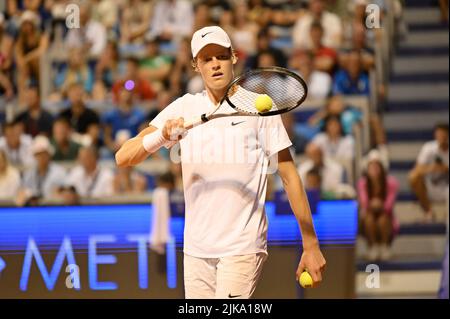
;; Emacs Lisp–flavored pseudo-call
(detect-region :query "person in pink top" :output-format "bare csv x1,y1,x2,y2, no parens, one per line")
358,150,399,261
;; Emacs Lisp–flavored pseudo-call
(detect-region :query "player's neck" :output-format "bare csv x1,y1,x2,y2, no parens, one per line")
205,87,226,106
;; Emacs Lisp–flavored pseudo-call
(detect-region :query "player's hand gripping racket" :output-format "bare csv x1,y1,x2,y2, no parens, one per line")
183,66,308,130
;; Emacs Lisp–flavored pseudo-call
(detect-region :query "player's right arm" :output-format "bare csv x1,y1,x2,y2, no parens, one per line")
115,118,185,167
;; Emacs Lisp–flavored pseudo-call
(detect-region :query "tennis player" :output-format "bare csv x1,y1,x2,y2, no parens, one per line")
116,26,326,299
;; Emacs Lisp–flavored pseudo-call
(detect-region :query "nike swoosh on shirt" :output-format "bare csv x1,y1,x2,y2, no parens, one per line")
228,293,242,298
231,121,245,126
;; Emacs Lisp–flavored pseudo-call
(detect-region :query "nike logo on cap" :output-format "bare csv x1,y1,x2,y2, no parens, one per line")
201,31,213,38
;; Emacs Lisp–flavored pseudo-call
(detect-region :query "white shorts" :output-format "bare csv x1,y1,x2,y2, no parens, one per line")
183,253,267,299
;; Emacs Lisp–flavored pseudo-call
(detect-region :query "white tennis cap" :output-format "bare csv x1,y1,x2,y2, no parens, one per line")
191,26,232,58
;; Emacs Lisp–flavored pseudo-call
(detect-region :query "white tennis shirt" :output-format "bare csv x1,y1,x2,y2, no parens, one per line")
150,89,292,258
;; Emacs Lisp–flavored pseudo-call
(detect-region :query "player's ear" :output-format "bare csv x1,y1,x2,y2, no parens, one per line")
231,51,238,65
192,59,200,72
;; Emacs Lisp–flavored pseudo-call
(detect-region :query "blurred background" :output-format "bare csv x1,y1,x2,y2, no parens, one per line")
0,0,448,299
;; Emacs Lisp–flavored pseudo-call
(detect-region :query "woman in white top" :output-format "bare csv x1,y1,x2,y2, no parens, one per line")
312,115,355,162
0,149,21,200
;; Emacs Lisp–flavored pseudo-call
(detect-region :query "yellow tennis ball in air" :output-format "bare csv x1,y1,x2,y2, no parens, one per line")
299,271,313,288
255,94,273,112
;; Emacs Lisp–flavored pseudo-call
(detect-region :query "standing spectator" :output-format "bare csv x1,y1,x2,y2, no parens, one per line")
333,50,370,96
15,81,53,137
289,50,332,100
149,0,194,42
14,10,49,103
102,86,146,154
65,145,114,198
0,149,21,200
59,83,100,135
358,150,399,261
0,121,34,168
150,171,175,254
19,135,67,200
292,0,343,50
50,116,81,161
312,115,355,162
409,123,449,222
65,1,107,59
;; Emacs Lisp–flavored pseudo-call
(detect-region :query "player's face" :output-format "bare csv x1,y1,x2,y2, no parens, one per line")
196,44,235,92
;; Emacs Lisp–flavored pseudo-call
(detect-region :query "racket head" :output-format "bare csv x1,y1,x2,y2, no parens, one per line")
224,66,308,116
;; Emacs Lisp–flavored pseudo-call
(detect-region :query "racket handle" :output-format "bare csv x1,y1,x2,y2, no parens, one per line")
184,115,206,130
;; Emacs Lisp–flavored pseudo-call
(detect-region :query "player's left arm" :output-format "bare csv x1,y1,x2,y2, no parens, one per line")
277,147,326,287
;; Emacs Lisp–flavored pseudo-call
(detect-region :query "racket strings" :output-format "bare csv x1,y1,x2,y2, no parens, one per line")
227,70,306,114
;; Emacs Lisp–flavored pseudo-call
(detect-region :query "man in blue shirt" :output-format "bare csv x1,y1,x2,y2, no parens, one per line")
102,85,146,154
333,50,370,96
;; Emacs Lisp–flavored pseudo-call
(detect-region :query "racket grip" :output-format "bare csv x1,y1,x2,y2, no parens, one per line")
184,115,205,130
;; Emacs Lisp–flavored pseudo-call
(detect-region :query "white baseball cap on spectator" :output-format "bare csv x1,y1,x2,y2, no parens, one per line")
32,135,55,156
361,149,389,172
20,10,41,28
191,26,232,58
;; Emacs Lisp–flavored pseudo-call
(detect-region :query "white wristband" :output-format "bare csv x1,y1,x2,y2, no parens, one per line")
142,129,172,153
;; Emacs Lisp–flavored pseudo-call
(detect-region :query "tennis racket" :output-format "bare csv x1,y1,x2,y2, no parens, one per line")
183,66,308,130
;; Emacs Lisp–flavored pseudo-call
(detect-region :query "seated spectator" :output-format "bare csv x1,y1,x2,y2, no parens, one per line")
0,12,15,73
50,116,81,161
19,135,67,200
0,69,14,100
409,123,449,222
65,145,114,198
169,38,202,96
348,24,375,71
333,50,370,95
91,0,119,32
14,10,49,104
204,0,232,24
193,2,213,31
65,1,107,59
94,40,120,94
0,121,34,168
0,149,21,200
112,57,156,103
54,47,94,95
245,28,287,70
102,86,146,154
56,185,81,206
139,38,172,92
309,20,337,74
149,0,194,42
281,113,309,155
358,149,399,261
247,0,272,28
292,0,343,50
312,115,355,162
298,142,351,198
289,50,332,100
113,166,148,194
15,81,53,137
59,83,100,135
229,2,259,60
308,95,362,136
119,0,154,45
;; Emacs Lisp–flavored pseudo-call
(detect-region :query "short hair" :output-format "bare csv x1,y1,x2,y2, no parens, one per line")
434,123,449,133
80,145,99,159
53,116,71,127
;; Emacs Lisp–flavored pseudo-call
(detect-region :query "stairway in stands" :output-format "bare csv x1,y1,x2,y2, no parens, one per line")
356,0,449,298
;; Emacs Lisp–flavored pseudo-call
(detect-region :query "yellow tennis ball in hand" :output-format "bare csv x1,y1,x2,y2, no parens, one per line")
255,94,273,112
299,271,313,288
